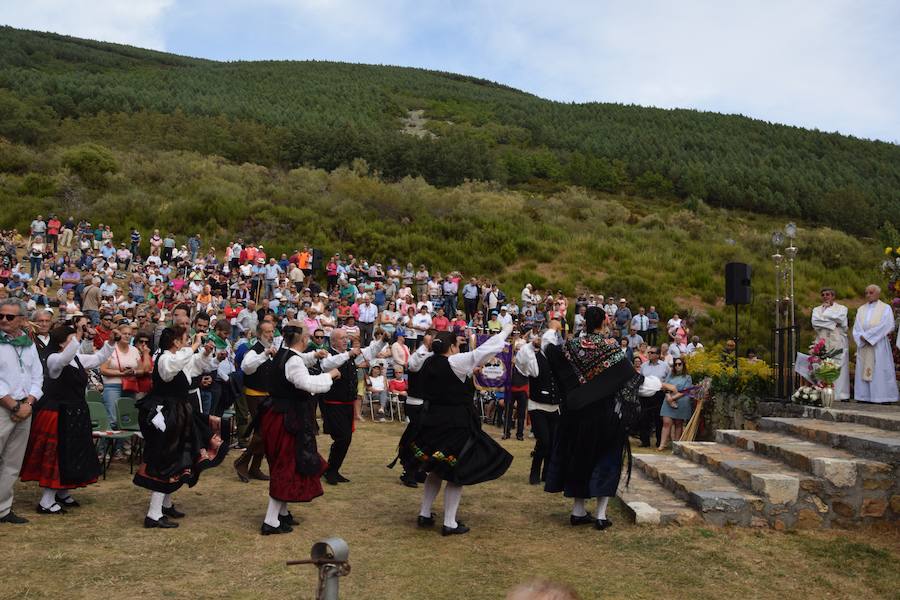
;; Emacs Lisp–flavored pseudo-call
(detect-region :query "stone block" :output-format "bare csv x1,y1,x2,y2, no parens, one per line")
773,518,786,531
628,502,661,525
811,458,857,488
690,491,747,513
750,516,768,528
890,495,900,514
799,479,823,494
832,501,857,518
797,508,823,529
857,462,892,477
861,499,887,518
750,474,799,505
811,495,828,514
863,479,892,491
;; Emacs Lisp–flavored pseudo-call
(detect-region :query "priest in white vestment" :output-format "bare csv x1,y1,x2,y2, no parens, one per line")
851,285,899,403
811,288,851,400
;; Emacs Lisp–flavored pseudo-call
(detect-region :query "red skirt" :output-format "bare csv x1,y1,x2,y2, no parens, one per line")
20,410,98,490
261,410,326,503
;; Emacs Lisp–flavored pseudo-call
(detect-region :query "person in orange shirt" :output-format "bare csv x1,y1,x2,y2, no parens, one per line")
298,247,312,278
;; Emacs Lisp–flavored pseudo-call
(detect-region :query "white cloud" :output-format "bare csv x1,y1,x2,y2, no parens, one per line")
0,0,174,50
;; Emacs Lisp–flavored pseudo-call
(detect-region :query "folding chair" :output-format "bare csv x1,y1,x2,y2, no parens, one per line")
88,401,132,479
116,396,144,474
389,393,405,422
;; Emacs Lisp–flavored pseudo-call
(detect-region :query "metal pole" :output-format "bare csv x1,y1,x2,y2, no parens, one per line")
772,253,782,398
734,304,739,375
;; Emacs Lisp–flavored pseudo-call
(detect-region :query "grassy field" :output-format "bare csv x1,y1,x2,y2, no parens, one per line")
2,420,898,600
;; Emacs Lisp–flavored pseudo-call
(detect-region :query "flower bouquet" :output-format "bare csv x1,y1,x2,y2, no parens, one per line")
792,385,821,407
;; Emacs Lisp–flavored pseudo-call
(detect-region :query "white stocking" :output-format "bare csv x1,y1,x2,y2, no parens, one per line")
56,489,72,500
147,491,165,520
39,488,59,510
571,497,587,517
264,496,282,528
162,493,173,509
419,472,442,518
278,502,289,516
443,483,463,528
595,497,610,520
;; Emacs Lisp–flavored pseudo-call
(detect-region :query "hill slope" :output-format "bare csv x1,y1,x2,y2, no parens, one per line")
1,26,899,235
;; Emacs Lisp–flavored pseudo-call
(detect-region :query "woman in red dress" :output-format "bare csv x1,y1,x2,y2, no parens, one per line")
259,322,340,535
21,316,116,514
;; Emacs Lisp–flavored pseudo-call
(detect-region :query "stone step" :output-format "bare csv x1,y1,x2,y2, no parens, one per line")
616,467,701,526
801,405,900,432
716,429,894,486
633,453,766,527
757,417,900,464
673,441,817,506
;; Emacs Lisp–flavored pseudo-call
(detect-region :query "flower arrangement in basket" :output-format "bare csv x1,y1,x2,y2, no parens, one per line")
792,385,821,406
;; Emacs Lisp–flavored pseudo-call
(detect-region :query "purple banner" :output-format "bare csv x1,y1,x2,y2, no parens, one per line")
473,334,513,396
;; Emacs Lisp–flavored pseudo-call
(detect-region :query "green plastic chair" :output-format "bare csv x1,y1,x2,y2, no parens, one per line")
86,390,102,405
116,397,144,473
88,401,133,479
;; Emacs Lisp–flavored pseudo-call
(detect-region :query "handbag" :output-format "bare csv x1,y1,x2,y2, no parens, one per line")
117,348,152,393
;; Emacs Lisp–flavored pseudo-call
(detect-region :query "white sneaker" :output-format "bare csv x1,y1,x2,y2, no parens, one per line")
404,417,410,423
377,418,387,423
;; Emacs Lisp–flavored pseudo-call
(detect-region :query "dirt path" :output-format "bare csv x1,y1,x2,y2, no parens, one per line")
399,109,436,139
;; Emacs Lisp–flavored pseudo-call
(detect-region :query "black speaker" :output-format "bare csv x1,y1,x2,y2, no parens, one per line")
311,248,323,271
725,262,752,305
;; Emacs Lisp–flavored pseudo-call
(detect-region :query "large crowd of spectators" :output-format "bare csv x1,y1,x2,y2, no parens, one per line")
1,214,709,442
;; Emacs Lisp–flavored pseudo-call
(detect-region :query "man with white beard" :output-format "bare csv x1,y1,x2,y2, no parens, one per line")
811,288,850,400
851,285,898,403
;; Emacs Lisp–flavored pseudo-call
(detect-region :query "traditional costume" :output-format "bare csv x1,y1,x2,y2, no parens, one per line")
133,346,227,528
812,301,851,400
233,338,279,482
319,338,385,485
543,308,662,530
259,343,335,535
396,343,432,487
398,326,514,535
514,331,562,485
852,299,899,403
21,340,113,513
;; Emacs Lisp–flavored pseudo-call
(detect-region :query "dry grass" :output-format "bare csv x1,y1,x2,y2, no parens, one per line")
2,421,899,600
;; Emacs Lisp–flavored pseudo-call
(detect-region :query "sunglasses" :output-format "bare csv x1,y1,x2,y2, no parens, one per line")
0,313,20,321
313,335,324,339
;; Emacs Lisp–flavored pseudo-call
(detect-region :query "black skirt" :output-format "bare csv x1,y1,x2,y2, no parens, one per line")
399,419,512,486
543,394,627,498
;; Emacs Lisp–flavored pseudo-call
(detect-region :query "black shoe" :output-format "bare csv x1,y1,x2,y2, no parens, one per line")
260,522,285,535
335,473,350,483
323,471,340,486
280,511,299,526
144,516,179,529
595,518,613,530
56,494,80,508
441,523,470,536
516,435,524,441
162,504,185,519
501,434,510,440
529,472,541,485
36,503,67,515
401,476,419,488
417,513,436,528
570,514,593,526
278,521,294,533
0,511,28,524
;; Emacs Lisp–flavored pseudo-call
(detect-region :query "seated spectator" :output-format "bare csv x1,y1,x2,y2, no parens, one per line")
367,364,389,422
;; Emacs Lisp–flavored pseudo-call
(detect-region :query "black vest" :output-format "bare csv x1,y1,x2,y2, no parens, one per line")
39,356,88,411
407,359,428,400
243,341,273,393
35,337,52,376
321,348,357,402
151,354,190,397
267,348,313,411
421,354,474,428
529,350,561,405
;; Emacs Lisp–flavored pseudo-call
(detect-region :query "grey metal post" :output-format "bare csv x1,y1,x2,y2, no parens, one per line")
287,537,351,600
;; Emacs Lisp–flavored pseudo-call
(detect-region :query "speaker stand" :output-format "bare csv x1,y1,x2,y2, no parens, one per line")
733,304,739,375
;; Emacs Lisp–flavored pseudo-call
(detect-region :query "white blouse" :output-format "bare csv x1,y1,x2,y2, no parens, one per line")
47,340,115,380
284,348,335,394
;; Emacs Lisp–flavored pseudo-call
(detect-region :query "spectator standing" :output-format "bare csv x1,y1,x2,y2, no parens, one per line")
614,298,632,338
631,307,650,342
646,306,660,346
462,278,480,322
0,299,43,525
639,347,669,448
46,215,61,253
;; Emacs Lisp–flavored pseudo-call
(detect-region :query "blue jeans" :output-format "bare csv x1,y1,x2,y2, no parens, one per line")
100,383,125,452
85,310,100,326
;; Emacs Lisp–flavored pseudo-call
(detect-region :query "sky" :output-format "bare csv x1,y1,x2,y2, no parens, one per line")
3,0,899,143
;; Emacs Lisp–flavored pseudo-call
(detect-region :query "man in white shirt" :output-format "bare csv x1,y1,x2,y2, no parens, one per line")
638,347,669,448
412,306,432,343
357,295,378,347
0,300,44,524
631,307,650,341
685,336,704,355
498,306,514,327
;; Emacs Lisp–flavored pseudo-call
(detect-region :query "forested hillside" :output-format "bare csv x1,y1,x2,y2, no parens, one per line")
1,26,899,236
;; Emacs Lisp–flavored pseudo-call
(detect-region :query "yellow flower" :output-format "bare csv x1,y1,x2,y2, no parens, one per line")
886,247,894,255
